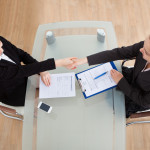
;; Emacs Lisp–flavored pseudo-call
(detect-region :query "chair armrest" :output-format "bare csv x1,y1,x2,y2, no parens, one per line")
0,105,16,114
130,111,150,118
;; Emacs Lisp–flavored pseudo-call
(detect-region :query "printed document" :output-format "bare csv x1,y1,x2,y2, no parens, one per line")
39,73,75,98
77,62,117,97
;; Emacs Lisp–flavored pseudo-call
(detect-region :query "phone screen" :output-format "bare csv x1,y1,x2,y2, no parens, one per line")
40,103,50,112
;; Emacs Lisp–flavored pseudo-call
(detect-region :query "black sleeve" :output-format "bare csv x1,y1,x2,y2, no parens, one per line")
0,36,38,64
87,41,144,65
0,58,56,80
118,77,150,108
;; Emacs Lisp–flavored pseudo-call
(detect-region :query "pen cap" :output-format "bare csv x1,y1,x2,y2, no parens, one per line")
97,29,105,42
46,31,56,44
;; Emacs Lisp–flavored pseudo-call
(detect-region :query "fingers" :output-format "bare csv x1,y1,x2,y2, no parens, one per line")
65,58,86,70
110,69,119,77
0,41,3,47
63,57,86,69
0,41,4,55
70,57,77,60
72,58,86,66
67,58,81,68
63,58,75,66
65,64,76,70
110,69,123,84
111,69,118,74
63,57,77,69
46,74,51,86
110,69,116,76
112,69,122,74
42,77,49,86
41,72,51,86
57,57,86,70
71,67,77,70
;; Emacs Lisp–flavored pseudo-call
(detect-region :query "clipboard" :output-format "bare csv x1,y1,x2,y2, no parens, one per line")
75,62,118,99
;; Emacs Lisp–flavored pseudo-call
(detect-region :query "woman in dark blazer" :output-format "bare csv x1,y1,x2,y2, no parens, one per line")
0,36,75,106
71,35,150,117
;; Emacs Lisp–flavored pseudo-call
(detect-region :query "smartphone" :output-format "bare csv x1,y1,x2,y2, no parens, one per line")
38,102,52,113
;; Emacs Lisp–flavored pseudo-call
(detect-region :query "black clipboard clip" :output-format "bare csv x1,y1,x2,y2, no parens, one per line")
78,78,86,92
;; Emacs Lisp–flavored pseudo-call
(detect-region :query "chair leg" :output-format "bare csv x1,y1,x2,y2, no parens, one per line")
126,120,150,126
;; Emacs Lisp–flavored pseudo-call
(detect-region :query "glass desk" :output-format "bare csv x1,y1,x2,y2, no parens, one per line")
22,21,126,150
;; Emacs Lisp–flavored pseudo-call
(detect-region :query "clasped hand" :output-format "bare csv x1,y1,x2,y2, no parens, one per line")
40,57,78,86
40,57,123,86
69,58,124,84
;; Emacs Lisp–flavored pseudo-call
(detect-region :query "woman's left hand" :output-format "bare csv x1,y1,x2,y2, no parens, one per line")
40,71,51,86
110,69,123,84
55,57,77,69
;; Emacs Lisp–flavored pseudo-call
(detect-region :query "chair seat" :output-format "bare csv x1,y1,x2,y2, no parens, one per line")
130,109,150,118
0,102,24,116
136,109,150,113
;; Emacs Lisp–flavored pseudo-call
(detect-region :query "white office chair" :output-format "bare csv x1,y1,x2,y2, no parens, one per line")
0,102,24,121
126,109,150,126
0,75,40,121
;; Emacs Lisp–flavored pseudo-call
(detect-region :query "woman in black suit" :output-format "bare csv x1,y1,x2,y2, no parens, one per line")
0,36,76,106
70,35,150,117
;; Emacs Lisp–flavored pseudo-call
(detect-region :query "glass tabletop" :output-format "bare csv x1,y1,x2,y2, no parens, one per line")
22,21,125,150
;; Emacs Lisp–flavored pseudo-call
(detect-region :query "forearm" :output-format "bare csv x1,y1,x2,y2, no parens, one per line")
1,59,56,79
87,41,144,65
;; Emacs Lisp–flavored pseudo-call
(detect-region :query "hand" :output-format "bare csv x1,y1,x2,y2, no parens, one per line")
66,58,88,69
110,69,123,84
40,71,51,86
55,57,77,69
0,41,4,56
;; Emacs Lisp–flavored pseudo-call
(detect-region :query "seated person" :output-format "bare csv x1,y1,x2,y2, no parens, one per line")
70,35,150,117
0,36,76,106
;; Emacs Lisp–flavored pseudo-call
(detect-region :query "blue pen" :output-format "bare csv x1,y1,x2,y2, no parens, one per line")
94,71,108,80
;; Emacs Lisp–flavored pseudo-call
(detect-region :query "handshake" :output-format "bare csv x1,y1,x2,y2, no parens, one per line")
40,57,88,86
55,57,88,70
40,57,123,86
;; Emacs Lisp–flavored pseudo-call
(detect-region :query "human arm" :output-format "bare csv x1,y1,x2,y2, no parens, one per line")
110,69,123,84
0,36,76,85
39,57,77,86
55,57,77,67
70,41,144,68
109,69,150,107
0,59,55,80
87,41,144,65
0,56,76,79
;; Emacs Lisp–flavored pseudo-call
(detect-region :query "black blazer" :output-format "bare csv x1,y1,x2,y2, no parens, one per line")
87,41,150,108
0,36,56,106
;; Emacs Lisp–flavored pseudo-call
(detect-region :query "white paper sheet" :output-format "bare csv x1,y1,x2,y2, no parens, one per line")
39,73,75,98
77,63,116,97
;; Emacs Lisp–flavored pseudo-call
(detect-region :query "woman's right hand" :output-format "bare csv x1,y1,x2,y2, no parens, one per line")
66,58,88,69
55,57,88,69
73,58,88,66
55,57,77,69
